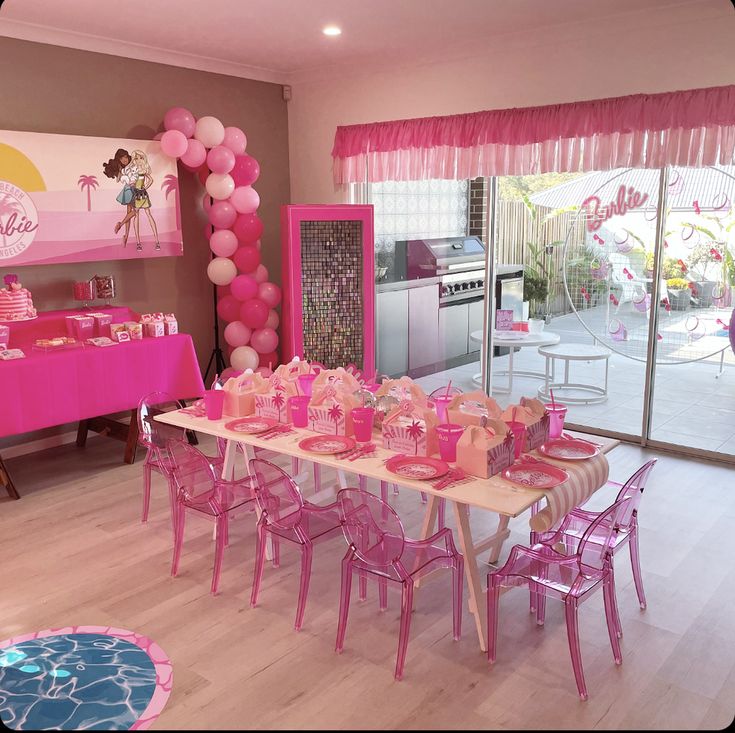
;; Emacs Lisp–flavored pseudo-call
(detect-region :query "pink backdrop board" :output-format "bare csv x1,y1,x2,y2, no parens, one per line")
0,130,182,265
0,306,204,438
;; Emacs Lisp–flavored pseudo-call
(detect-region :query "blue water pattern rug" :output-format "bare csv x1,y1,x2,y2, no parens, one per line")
0,633,157,730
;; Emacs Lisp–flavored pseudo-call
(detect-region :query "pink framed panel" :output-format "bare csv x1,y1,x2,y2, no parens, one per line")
281,204,374,375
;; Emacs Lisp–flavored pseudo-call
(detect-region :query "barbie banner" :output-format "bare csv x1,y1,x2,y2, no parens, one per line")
0,130,182,265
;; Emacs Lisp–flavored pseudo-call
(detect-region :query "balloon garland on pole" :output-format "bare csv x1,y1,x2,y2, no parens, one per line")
160,106,281,376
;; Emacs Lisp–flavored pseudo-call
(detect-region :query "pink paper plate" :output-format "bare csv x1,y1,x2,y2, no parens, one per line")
298,435,356,454
539,438,599,461
224,416,279,434
385,455,449,480
502,461,568,489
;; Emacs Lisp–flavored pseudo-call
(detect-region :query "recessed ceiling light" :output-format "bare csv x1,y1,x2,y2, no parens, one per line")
322,25,342,36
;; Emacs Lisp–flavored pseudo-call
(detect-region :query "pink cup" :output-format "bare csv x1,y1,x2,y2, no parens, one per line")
507,420,527,459
436,423,464,462
297,373,317,397
351,407,375,442
433,394,453,423
288,395,311,427
203,389,225,420
545,404,568,439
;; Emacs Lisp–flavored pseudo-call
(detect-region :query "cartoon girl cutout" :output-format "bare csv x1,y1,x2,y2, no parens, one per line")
130,150,160,251
102,148,138,247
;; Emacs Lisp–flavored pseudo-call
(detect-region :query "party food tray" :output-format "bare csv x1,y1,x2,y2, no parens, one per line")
385,455,449,481
538,438,599,461
225,416,280,434
298,435,356,454
502,461,568,489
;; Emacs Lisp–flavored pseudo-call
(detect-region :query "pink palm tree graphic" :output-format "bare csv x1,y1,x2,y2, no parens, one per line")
77,175,99,211
272,390,286,422
406,420,424,455
328,404,344,434
161,174,180,230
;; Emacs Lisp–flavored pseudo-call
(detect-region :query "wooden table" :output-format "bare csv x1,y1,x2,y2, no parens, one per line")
156,409,618,651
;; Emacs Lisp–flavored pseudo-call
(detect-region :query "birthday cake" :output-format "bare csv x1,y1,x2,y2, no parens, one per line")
0,275,37,322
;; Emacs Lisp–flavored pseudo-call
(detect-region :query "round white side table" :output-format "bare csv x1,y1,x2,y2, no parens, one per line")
537,343,612,404
470,330,561,393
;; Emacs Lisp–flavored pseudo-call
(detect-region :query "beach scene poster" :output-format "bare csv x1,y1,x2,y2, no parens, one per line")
0,129,183,266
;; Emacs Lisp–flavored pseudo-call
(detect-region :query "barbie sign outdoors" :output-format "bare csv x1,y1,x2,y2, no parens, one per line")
0,130,182,265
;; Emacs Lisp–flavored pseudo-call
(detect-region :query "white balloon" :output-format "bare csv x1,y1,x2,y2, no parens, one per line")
205,172,235,200
230,345,260,371
194,115,225,148
207,257,237,286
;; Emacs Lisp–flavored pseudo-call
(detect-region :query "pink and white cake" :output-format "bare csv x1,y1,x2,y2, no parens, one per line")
0,275,37,322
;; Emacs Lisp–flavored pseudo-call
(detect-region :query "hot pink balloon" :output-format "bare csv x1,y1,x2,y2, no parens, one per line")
208,200,237,229
210,229,239,257
207,145,236,174
224,320,252,348
202,193,213,213
233,213,264,243
231,154,260,186
230,274,259,302
230,345,259,371
233,245,261,273
240,298,269,329
250,327,278,354
180,138,207,168
230,186,260,214
217,294,241,323
258,281,282,308
223,126,247,155
160,129,188,158
265,309,280,329
254,264,269,283
164,106,196,137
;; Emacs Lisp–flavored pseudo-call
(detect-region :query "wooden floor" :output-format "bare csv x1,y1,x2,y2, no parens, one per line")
1,436,734,730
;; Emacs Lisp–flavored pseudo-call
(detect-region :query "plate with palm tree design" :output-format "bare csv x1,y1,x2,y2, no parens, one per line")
298,435,356,454
385,455,449,480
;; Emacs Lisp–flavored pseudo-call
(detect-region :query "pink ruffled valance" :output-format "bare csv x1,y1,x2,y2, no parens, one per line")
332,85,735,184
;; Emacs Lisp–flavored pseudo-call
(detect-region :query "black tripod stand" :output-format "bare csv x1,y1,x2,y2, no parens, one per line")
203,281,227,384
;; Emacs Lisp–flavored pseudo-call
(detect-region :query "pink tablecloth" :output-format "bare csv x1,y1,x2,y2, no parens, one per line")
0,307,205,438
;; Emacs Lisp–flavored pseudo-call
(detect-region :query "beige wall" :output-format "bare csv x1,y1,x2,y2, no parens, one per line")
0,36,290,448
288,1,735,204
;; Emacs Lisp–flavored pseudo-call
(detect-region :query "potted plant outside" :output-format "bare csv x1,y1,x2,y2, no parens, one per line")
687,242,723,307
666,277,692,310
523,271,548,319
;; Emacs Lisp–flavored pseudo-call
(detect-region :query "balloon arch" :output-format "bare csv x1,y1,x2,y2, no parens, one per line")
159,107,281,375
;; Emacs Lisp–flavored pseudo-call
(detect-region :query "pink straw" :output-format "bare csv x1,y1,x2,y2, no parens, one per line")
512,406,517,424
372,369,378,385
550,389,556,410
211,373,219,390
445,380,452,398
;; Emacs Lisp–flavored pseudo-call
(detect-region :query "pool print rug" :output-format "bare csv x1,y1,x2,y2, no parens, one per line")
0,626,173,730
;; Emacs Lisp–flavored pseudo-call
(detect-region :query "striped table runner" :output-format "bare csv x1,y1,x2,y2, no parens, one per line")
528,453,609,532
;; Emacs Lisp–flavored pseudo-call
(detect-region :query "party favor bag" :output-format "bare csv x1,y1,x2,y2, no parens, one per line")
382,400,439,456
275,357,315,384
254,373,297,423
456,420,514,478
500,398,550,450
446,390,502,427
375,376,428,406
222,370,267,418
307,382,360,436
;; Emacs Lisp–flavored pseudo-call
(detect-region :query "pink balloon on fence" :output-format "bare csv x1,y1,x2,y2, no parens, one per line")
250,327,278,354
207,145,236,174
217,294,241,323
231,274,259,302
164,107,196,137
223,126,247,155
254,264,269,283
181,138,207,168
230,186,260,214
224,320,252,348
210,229,239,257
265,309,280,329
258,281,282,308
230,345,259,371
233,245,261,273
240,298,269,329
160,129,188,158
233,213,264,243
194,115,225,148
208,200,237,229
231,154,260,186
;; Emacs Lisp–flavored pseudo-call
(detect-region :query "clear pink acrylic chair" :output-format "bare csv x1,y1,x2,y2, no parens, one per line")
249,458,343,630
166,438,256,595
488,498,629,700
533,459,656,630
138,391,224,525
335,487,464,680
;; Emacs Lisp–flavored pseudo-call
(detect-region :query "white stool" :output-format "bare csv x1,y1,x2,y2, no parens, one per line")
537,343,612,405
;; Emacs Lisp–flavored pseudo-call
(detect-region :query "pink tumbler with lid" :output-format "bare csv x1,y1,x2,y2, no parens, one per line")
351,407,375,443
433,394,453,423
204,389,225,420
288,395,311,427
297,373,317,397
545,404,567,439
507,421,527,459
436,423,464,462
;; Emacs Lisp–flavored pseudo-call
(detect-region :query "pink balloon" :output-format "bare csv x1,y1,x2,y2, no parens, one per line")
230,274,259,302
250,327,278,354
258,281,282,308
233,213,264,243
266,309,280,329
180,138,207,168
224,320,252,348
254,264,269,283
231,154,260,186
210,229,239,257
207,145,236,174
223,126,247,155
233,245,261,273
202,193,213,213
230,345,259,371
240,298,269,329
164,107,196,137
216,284,231,298
160,129,188,158
208,200,237,229
217,294,241,322
230,186,260,214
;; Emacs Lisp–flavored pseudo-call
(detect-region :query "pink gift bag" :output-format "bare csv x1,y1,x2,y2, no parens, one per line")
381,400,439,457
222,371,267,417
307,382,359,436
254,373,297,423
500,398,550,451
456,420,514,478
446,390,503,427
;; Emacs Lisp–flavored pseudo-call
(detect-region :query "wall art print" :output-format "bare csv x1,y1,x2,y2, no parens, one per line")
0,130,182,265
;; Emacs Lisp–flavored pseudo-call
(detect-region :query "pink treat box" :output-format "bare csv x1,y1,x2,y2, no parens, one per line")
0,325,9,344
65,316,78,337
307,404,354,436
72,316,94,341
254,393,290,423
90,312,113,337
382,420,437,457
144,321,165,338
164,317,178,335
